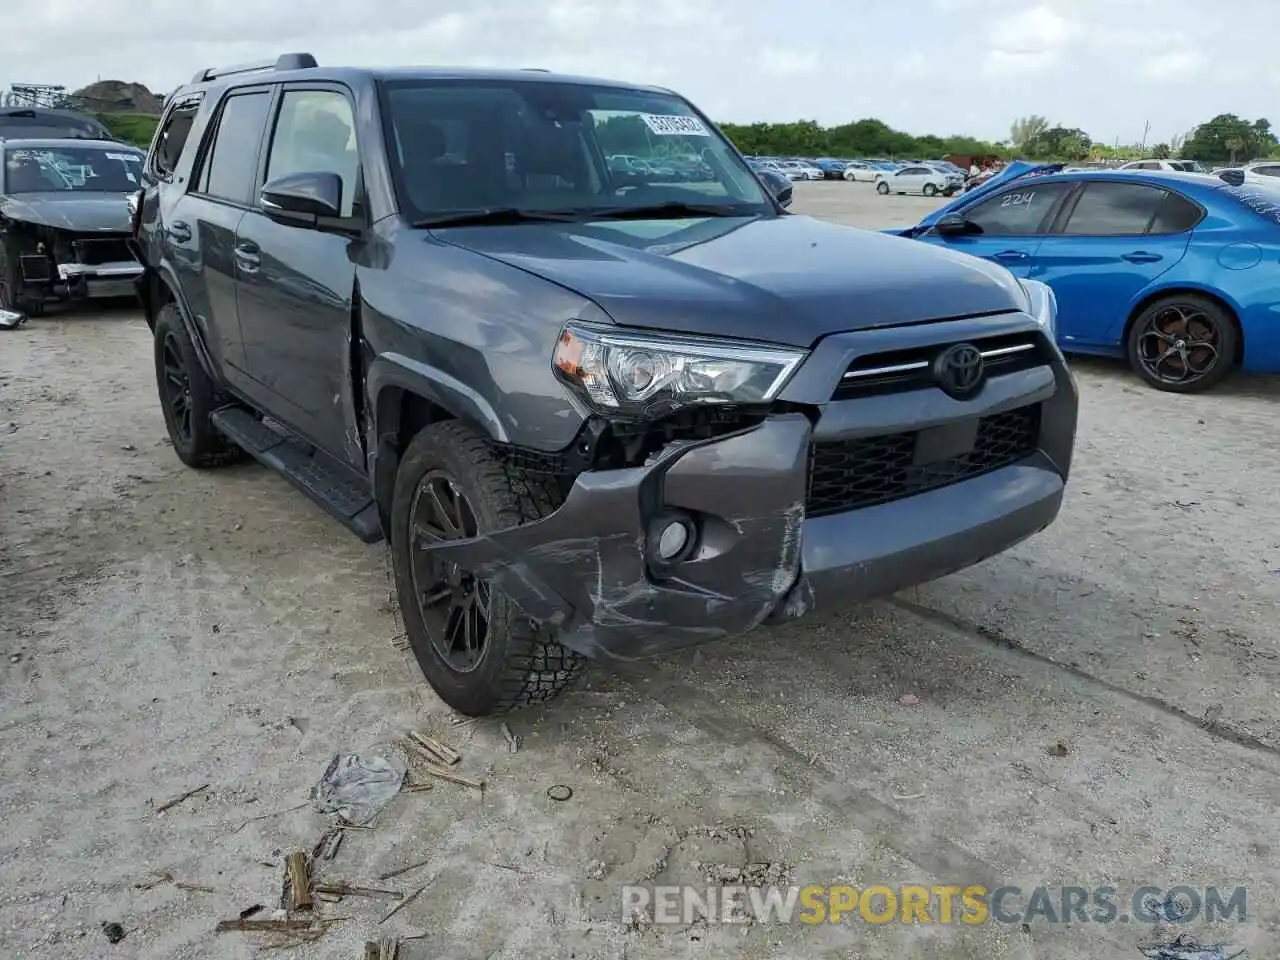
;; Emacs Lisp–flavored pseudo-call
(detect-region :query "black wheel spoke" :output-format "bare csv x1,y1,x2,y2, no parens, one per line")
407,469,493,673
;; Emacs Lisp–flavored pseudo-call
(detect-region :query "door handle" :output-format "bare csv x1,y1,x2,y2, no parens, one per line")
1122,251,1163,263
166,221,191,243
234,242,261,271
994,249,1029,261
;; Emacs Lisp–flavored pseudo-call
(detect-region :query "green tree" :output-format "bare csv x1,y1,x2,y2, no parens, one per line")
1151,143,1171,159
716,118,1006,161
1182,114,1277,163
1024,126,1092,161
1010,115,1049,150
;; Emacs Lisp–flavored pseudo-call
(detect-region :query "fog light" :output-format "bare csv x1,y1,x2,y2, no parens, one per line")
656,521,689,560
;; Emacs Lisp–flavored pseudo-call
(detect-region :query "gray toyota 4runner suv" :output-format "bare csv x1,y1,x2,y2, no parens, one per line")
134,54,1078,716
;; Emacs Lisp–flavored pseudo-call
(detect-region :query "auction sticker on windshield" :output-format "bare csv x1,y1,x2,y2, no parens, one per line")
642,114,709,137
105,152,140,161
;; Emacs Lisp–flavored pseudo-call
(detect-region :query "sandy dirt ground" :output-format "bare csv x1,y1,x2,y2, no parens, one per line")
2,182,1278,959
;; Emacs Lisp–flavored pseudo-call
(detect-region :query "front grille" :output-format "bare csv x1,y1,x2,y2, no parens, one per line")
72,237,134,265
807,404,1041,517
832,332,1047,400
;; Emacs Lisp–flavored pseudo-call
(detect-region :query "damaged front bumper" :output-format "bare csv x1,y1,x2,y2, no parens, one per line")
424,370,1073,663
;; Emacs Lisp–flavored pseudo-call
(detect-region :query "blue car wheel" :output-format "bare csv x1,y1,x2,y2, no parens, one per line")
1126,293,1238,393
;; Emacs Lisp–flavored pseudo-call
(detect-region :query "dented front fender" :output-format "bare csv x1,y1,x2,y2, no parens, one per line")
421,414,812,662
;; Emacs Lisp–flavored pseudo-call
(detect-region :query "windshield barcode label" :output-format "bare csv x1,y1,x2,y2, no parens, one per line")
641,114,709,137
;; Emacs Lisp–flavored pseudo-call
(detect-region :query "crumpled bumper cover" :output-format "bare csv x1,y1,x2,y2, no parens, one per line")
423,414,812,662
422,408,1068,663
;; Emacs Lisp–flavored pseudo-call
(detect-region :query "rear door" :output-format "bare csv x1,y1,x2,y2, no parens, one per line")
928,179,1076,278
176,87,274,383
233,83,363,464
1031,179,1199,347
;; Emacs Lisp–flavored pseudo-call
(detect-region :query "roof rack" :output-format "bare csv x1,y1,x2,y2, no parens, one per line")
191,52,317,84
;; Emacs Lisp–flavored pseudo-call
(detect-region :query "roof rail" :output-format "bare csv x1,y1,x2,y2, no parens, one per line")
521,67,551,72
191,52,317,84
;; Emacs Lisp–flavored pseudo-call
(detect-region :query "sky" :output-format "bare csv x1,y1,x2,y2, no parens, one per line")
2,0,1276,146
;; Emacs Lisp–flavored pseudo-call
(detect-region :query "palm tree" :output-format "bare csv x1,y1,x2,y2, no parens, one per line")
1010,116,1049,150
1224,136,1246,163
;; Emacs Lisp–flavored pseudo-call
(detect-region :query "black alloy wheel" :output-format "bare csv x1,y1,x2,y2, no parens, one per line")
161,331,194,445
408,470,493,673
1128,295,1237,393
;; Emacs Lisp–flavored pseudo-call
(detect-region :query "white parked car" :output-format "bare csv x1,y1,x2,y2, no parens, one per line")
842,161,880,182
778,160,823,181
1116,159,1207,173
874,164,957,197
1226,161,1280,183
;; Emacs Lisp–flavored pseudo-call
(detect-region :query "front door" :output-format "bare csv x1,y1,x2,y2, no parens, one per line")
930,179,1077,279
234,84,364,466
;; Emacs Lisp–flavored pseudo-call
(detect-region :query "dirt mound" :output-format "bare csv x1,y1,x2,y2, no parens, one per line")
71,80,163,115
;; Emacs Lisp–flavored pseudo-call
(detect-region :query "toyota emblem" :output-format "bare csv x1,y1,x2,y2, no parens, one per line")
933,343,985,398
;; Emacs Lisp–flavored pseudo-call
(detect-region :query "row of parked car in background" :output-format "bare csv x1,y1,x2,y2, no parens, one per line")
747,155,972,196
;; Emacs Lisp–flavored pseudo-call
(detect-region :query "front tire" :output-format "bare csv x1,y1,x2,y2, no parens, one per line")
1126,294,1238,393
923,183,938,197
876,180,890,195
153,303,243,468
391,421,586,716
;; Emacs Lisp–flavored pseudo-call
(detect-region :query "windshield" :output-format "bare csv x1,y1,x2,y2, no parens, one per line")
3,145,144,194
379,78,772,222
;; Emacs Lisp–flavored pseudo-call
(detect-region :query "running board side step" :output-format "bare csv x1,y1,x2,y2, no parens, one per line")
210,407,383,543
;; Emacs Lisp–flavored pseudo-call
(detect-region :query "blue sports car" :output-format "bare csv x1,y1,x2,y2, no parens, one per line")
889,161,1280,392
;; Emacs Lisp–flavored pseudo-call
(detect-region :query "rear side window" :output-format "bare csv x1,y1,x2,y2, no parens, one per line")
151,97,201,179
1148,191,1203,233
195,91,272,204
1062,181,1173,235
1254,165,1280,178
963,182,1073,235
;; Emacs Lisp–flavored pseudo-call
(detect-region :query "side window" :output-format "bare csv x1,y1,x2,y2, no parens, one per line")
963,182,1072,236
1061,181,1167,235
195,91,272,205
1255,165,1280,178
1148,191,1203,234
151,98,201,179
265,89,359,217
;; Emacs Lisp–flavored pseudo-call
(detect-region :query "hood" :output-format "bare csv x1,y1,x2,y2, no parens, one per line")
431,214,1029,348
0,192,134,232
910,161,1064,232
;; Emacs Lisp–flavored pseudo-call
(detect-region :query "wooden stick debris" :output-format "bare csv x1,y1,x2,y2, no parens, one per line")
174,882,216,893
285,852,313,910
312,828,343,861
421,763,484,791
379,881,429,924
155,783,210,814
313,882,404,900
134,872,173,890
377,858,430,881
215,919,316,933
407,732,460,765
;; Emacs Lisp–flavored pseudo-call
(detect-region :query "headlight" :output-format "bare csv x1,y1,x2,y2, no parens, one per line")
1020,278,1057,341
553,323,806,419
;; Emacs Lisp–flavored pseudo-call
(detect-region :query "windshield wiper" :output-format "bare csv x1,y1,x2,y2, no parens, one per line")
411,207,585,228
586,201,760,221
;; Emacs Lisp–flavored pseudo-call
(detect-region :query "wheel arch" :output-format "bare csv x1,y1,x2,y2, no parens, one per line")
141,265,223,375
1123,285,1245,364
366,354,510,537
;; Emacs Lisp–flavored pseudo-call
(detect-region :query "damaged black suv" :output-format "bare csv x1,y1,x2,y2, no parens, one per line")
135,54,1077,716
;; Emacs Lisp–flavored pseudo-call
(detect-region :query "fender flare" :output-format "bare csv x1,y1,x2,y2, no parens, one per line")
146,262,219,379
365,352,510,537
367,352,509,444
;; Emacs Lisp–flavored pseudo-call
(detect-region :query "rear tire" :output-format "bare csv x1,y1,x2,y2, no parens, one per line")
391,421,586,716
1126,293,1237,393
876,180,890,195
153,303,243,468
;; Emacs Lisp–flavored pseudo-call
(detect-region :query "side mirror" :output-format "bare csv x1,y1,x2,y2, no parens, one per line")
260,171,343,227
758,169,793,209
934,212,973,236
